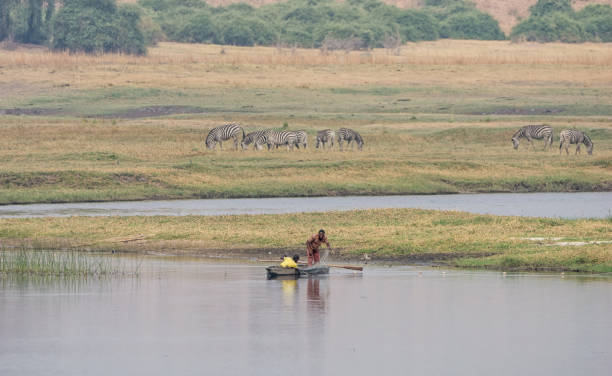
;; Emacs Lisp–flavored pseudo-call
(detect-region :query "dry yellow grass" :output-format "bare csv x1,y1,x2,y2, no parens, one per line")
2,41,611,118
0,40,611,204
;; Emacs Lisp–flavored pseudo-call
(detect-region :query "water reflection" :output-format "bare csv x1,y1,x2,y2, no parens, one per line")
307,278,326,313
281,279,297,306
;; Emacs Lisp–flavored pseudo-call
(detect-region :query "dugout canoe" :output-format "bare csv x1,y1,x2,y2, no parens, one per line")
266,265,330,279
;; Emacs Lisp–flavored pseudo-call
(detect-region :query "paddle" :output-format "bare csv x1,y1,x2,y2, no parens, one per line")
326,264,363,271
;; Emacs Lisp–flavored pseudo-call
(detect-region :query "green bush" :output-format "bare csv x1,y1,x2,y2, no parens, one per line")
139,8,165,44
442,11,505,40
52,0,147,54
425,0,505,40
512,12,586,42
528,0,573,18
170,8,216,43
395,9,439,41
115,5,147,54
576,4,612,42
213,13,276,46
510,0,611,43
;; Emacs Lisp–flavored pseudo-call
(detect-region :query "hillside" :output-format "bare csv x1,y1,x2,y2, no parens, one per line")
119,0,612,34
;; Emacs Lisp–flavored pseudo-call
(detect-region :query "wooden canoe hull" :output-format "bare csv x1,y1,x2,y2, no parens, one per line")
266,265,330,279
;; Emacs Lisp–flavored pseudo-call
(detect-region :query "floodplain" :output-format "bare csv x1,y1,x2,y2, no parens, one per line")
0,40,611,272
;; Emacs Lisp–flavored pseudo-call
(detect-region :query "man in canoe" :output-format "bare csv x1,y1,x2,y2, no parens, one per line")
306,229,332,266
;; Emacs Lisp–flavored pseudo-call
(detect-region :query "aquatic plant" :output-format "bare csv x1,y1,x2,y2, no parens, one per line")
0,248,138,277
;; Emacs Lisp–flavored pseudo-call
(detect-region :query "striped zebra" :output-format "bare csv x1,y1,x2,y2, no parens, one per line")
205,123,244,150
241,130,268,150
315,129,335,149
255,130,298,150
511,125,553,151
559,129,593,155
292,130,308,149
336,128,364,151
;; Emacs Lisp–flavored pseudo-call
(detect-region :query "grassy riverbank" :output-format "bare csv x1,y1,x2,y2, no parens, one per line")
1,41,611,204
0,209,610,272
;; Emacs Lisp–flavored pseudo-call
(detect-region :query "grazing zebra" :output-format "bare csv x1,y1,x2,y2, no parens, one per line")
205,123,244,150
316,129,335,149
559,129,593,155
291,130,308,149
241,130,268,150
336,128,364,151
511,124,554,151
255,130,298,150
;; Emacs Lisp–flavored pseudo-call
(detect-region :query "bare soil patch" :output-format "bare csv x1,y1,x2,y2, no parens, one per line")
98,106,208,119
1,108,66,116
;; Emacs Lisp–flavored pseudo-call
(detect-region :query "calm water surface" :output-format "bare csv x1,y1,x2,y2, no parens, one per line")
0,192,610,219
1,257,610,375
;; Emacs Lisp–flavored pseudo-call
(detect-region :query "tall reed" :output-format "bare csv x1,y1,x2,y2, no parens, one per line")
0,248,138,277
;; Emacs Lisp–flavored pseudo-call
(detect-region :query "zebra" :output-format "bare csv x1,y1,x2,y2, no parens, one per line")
316,129,335,149
291,130,308,149
336,128,364,151
205,123,244,150
559,129,593,155
255,130,298,150
511,125,553,151
241,130,268,150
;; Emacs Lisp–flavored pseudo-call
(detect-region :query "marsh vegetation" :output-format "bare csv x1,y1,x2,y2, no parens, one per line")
0,248,139,277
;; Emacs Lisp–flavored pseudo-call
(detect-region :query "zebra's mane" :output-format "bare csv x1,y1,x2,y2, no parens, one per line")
583,133,593,146
511,128,523,139
205,131,215,143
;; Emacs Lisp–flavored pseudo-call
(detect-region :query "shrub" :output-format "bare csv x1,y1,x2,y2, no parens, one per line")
177,9,216,43
425,0,505,40
576,4,612,42
528,0,573,18
442,11,504,40
511,11,587,43
52,0,147,54
395,9,439,41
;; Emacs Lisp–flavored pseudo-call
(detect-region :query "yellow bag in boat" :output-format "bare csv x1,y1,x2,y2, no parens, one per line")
280,257,298,268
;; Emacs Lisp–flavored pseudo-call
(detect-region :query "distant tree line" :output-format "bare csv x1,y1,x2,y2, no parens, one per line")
137,0,505,48
511,0,612,42
1,0,611,55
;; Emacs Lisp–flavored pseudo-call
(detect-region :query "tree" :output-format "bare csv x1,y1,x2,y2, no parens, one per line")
24,0,45,44
576,4,612,42
0,0,18,41
52,0,147,54
528,0,573,18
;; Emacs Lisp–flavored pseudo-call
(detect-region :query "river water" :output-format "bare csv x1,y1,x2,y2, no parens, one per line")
1,192,610,219
1,257,610,376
